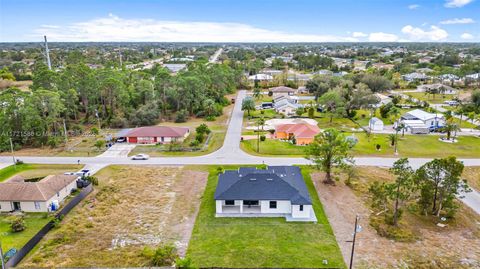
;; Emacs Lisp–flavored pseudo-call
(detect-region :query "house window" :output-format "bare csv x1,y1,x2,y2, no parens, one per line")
225,200,235,206
299,205,304,211
34,201,41,210
269,201,277,209
57,192,60,197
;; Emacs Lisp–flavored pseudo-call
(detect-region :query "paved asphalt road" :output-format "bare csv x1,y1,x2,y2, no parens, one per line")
0,89,479,214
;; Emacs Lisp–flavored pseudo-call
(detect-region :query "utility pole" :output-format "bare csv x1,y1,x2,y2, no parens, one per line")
63,119,68,145
44,35,52,70
0,241,5,269
349,214,361,269
9,137,16,169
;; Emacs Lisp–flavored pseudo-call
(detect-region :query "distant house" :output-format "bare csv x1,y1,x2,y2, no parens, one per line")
374,93,392,107
248,74,273,82
163,63,187,73
214,166,317,222
122,126,190,144
273,96,301,116
418,84,457,94
401,109,445,133
402,72,428,82
274,123,320,145
314,69,334,76
0,175,78,212
269,86,296,98
369,117,384,131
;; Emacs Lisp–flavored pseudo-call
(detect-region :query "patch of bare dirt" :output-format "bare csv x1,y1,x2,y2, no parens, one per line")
312,170,480,269
20,165,208,267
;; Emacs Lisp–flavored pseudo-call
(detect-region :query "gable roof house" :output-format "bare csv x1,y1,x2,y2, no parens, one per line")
274,123,321,145
269,86,297,98
0,174,78,212
123,126,190,144
273,95,301,116
214,166,317,222
400,109,445,134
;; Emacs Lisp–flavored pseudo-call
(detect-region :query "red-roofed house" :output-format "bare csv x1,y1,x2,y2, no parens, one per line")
274,124,320,145
124,126,190,144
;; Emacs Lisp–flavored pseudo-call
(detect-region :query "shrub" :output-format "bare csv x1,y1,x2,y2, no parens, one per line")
91,127,99,135
175,109,188,123
70,124,84,135
94,140,106,150
84,175,99,186
189,139,200,147
205,115,216,121
196,124,211,135
142,245,179,266
376,144,381,151
9,216,26,232
175,257,194,268
47,136,61,148
260,135,266,141
195,133,205,143
269,129,275,134
15,159,24,165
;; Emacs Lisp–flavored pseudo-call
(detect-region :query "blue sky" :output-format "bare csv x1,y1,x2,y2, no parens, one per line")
0,0,479,42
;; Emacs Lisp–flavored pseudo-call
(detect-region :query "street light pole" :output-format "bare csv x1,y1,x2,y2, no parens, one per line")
349,214,360,269
9,137,16,169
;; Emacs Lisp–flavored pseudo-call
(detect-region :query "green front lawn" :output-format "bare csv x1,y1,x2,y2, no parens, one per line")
0,164,82,182
406,92,456,104
241,133,480,158
0,213,52,253
187,166,345,268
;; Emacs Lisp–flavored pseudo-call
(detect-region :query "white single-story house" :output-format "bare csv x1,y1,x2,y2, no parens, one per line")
374,93,392,107
401,109,445,133
274,98,301,116
0,174,78,212
214,166,317,222
369,117,384,131
248,74,273,82
269,86,296,98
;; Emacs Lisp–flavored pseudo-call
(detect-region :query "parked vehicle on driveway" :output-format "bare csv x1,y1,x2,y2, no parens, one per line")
132,153,150,160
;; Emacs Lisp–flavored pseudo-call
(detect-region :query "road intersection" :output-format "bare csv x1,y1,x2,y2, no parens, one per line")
1,90,479,214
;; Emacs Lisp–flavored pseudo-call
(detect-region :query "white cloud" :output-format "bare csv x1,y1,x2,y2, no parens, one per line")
352,32,368,38
408,4,420,9
444,0,474,8
461,33,474,39
30,14,359,42
401,25,448,41
440,18,475,24
368,32,399,42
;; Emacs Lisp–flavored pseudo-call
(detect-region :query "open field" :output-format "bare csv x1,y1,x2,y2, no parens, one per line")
0,163,82,182
313,167,480,268
463,167,480,191
20,165,208,267
0,213,52,253
187,166,345,268
241,132,480,158
406,92,457,104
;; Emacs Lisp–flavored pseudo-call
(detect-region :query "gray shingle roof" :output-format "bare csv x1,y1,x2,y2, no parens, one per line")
214,166,312,205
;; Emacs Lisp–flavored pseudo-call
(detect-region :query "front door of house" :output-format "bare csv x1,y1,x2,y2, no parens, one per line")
12,202,21,211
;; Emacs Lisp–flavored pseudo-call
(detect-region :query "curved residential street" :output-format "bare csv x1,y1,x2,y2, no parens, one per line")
1,90,480,214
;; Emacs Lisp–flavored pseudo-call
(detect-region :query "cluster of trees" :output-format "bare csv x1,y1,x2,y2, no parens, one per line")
294,55,335,71
0,55,243,151
369,157,468,226
306,75,380,121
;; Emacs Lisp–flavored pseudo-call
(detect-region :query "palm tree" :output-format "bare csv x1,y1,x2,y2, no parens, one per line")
442,121,460,141
256,117,266,153
253,87,261,100
397,122,407,137
467,112,476,132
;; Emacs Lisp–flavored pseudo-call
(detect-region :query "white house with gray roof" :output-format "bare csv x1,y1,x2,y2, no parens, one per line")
214,166,317,222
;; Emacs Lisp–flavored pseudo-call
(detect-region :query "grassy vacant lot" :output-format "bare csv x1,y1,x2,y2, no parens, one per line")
0,163,82,182
406,92,455,104
21,165,208,267
187,166,345,268
317,167,480,268
463,167,480,191
241,133,480,158
0,213,52,253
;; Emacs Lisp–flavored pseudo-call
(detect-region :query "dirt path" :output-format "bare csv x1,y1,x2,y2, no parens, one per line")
312,172,480,269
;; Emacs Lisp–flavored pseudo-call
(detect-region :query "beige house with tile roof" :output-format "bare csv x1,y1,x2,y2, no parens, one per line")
0,174,78,212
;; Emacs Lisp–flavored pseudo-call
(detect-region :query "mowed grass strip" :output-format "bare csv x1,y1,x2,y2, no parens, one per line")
0,164,82,182
187,166,345,268
241,133,480,158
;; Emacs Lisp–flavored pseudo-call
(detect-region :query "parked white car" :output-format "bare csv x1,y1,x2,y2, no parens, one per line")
131,154,149,160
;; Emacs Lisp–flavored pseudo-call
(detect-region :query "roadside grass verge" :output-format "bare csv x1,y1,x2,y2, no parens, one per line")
187,166,345,268
241,133,480,158
0,164,82,182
